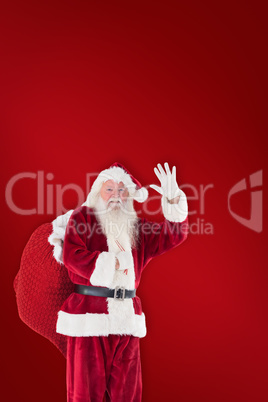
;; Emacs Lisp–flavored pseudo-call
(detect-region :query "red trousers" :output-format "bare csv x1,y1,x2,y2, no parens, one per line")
66,335,142,402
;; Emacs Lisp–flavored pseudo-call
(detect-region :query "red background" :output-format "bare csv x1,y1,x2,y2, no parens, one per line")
1,1,267,401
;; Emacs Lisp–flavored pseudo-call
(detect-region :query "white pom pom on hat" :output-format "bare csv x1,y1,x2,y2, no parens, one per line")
89,162,148,203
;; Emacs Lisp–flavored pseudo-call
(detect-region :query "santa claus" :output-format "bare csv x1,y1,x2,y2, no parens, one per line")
53,161,189,402
14,161,188,402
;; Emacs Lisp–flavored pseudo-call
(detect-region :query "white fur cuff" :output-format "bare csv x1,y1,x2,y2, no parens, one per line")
116,251,134,271
161,189,188,222
90,251,116,287
48,209,74,264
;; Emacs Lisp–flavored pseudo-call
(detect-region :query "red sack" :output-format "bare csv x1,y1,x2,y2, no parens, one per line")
13,215,75,358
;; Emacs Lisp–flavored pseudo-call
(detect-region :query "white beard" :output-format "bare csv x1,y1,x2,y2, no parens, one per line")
93,195,139,250
93,195,139,319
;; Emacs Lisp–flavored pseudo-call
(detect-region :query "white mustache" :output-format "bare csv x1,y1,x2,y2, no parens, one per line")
108,198,123,205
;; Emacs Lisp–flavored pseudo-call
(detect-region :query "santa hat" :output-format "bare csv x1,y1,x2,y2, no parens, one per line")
85,162,148,207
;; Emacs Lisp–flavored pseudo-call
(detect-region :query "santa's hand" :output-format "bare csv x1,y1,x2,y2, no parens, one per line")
150,162,181,201
116,251,133,272
115,256,127,274
115,257,120,270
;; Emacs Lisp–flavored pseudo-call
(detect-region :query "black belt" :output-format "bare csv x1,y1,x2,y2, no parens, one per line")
74,284,136,301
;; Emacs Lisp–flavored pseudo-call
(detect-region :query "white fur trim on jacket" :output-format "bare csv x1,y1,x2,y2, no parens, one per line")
90,251,116,287
161,188,188,222
48,209,74,264
56,310,147,337
116,251,134,271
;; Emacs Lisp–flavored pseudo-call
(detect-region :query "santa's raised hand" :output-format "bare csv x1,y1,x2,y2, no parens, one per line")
150,162,182,203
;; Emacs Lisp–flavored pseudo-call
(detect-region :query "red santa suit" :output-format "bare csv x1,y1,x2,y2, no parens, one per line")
55,163,189,402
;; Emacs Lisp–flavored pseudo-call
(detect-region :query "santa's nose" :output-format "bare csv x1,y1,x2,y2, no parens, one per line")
112,189,120,198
